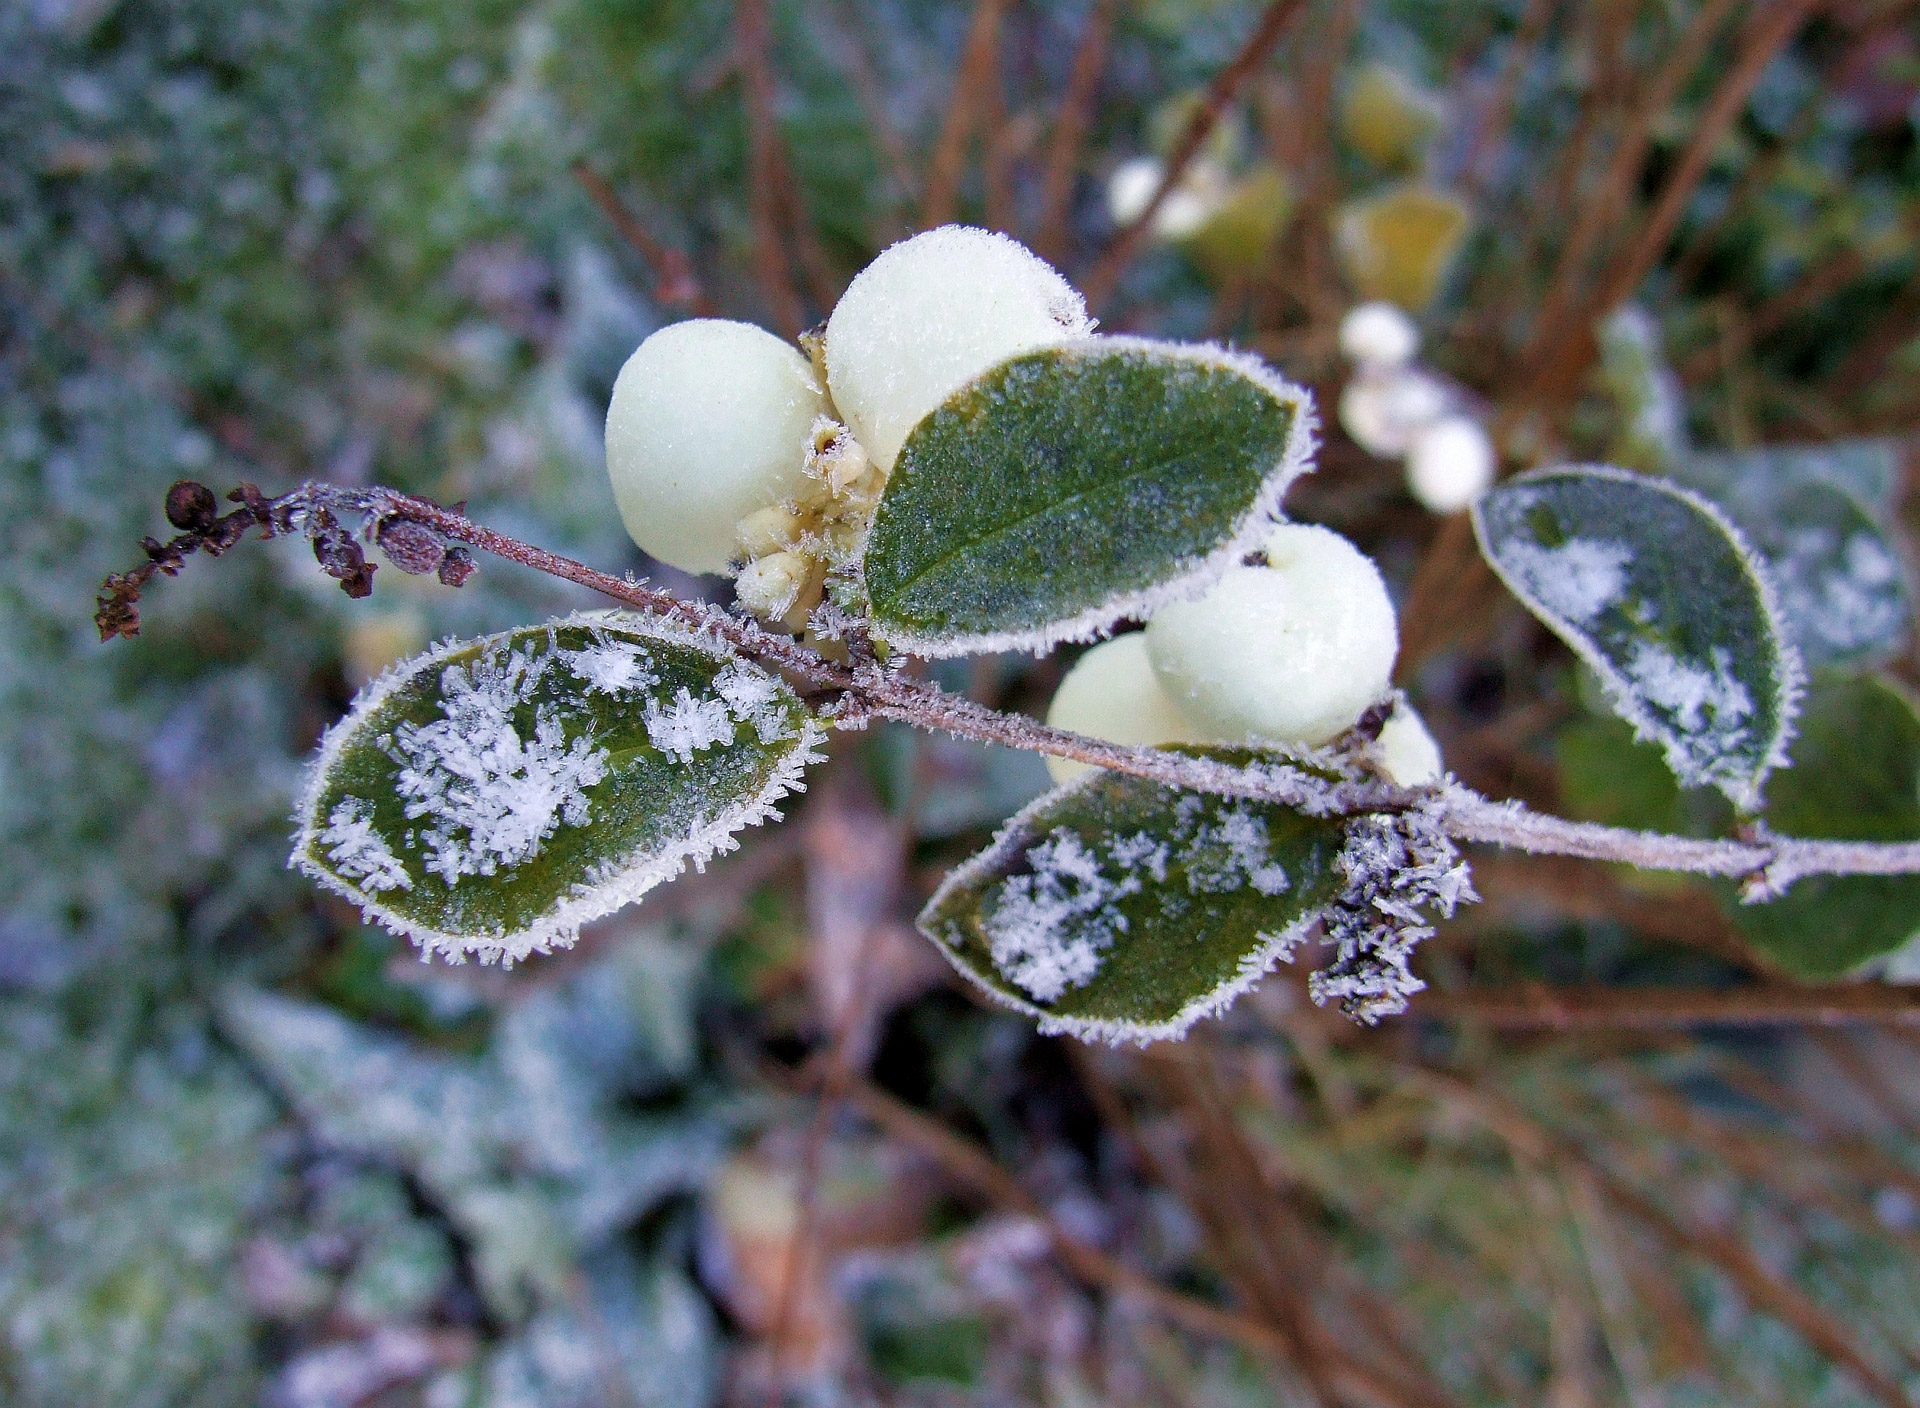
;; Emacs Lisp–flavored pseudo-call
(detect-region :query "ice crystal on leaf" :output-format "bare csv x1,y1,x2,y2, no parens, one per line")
561,635,661,696
986,833,1141,1002
644,688,736,764
390,644,611,883
318,799,412,892
1497,537,1631,624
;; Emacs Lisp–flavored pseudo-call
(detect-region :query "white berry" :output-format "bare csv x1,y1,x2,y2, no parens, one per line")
605,319,826,575
1338,300,1419,368
1406,414,1495,514
1146,524,1398,747
823,226,1092,473
1338,365,1448,458
1044,633,1212,785
1376,704,1443,786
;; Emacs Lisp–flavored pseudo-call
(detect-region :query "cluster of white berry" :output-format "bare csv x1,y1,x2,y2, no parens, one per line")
602,227,1442,790
1336,301,1494,515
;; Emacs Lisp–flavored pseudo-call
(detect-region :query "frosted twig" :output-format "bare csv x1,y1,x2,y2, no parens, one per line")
103,480,1920,899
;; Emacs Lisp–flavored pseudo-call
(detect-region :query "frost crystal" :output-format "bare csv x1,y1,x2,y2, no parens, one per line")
561,634,659,696
389,644,610,883
985,833,1140,1003
713,662,795,744
645,687,736,763
1500,537,1632,624
1623,641,1754,784
1311,807,1474,1023
318,799,412,892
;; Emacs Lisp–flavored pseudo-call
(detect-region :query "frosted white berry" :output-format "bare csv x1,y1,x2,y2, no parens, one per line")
823,226,1093,472
1338,365,1448,457
1405,415,1495,514
605,319,826,575
1105,155,1230,239
1375,704,1443,786
1338,301,1419,368
1146,524,1398,747
1044,633,1212,785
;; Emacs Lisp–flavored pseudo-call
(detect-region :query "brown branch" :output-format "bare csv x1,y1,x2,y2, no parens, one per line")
1530,0,1828,406
101,481,1920,896
920,0,1010,229
1033,0,1121,262
1461,0,1557,192
736,0,806,337
1422,982,1920,1030
814,0,918,228
570,163,709,314
1079,0,1310,313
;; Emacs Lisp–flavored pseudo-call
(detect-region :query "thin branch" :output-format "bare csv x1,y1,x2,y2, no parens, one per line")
570,163,710,314
1033,0,1121,262
1423,983,1920,1030
736,0,806,337
101,481,1920,897
1080,0,1309,313
920,0,1010,229
1461,0,1556,192
1531,0,1828,405
814,0,919,229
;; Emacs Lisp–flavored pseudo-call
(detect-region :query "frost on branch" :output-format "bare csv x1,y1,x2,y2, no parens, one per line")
1473,465,1801,811
920,753,1357,1044
292,612,824,965
1313,806,1474,1022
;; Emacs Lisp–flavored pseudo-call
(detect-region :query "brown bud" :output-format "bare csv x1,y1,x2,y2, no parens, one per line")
165,480,219,531
376,518,445,575
437,545,475,587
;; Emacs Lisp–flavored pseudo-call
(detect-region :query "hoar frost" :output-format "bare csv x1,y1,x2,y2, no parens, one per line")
983,801,1294,1003
1499,536,1632,624
645,688,736,763
389,643,610,883
1313,807,1474,1023
318,799,411,892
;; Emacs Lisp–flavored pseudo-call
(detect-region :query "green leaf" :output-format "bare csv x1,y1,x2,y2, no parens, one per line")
862,337,1313,657
918,754,1350,1043
1674,443,1911,670
1725,672,1920,979
292,612,824,963
1473,465,1801,810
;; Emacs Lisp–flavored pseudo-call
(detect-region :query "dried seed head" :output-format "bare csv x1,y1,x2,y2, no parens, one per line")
436,545,476,588
376,517,447,575
164,480,219,532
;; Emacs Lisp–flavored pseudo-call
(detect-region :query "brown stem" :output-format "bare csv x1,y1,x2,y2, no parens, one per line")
1079,0,1310,313
1422,982,1920,1030
736,0,806,337
1033,0,1121,262
1461,0,1557,193
920,0,1010,229
570,163,709,314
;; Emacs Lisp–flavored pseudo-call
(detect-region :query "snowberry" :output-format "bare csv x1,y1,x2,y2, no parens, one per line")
1044,633,1212,785
823,226,1093,473
1375,704,1443,786
1146,524,1398,747
1338,301,1419,369
1338,365,1448,457
1106,155,1231,239
1405,414,1495,514
605,319,826,575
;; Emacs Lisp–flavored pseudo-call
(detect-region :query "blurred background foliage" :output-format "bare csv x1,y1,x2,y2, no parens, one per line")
5,0,1920,1403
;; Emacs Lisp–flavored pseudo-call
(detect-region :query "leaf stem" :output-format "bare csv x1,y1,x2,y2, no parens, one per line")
104,481,1920,898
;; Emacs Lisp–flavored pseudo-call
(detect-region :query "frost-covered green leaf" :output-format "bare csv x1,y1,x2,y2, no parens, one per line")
1676,443,1911,670
292,612,824,964
863,338,1314,657
1473,465,1801,810
1726,672,1920,979
919,753,1473,1040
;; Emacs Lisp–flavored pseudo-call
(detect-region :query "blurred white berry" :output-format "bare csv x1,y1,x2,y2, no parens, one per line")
1338,300,1419,368
1044,633,1212,785
605,319,826,575
1105,155,1231,240
1405,415,1495,514
1338,365,1449,457
823,226,1092,473
1375,704,1443,786
1146,523,1398,748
